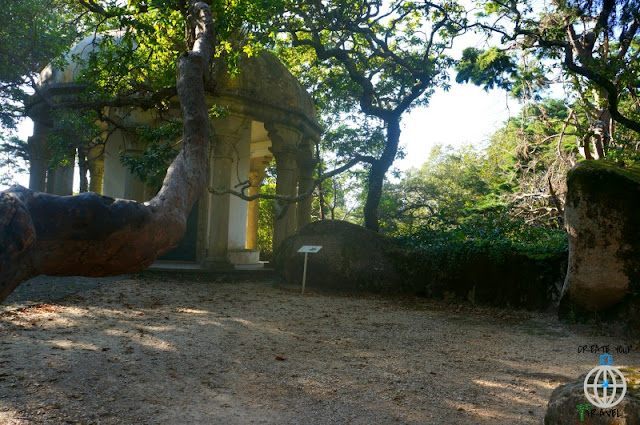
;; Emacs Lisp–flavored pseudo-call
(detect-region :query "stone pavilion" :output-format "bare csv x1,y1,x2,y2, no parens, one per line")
26,33,322,267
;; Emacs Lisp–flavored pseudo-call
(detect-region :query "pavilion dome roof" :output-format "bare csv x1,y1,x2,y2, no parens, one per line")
39,30,125,85
213,51,317,119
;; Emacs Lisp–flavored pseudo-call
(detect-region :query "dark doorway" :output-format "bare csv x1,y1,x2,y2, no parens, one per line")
158,200,199,261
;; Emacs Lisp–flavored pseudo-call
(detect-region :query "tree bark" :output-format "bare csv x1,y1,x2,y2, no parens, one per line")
78,147,89,193
363,119,401,231
0,2,215,302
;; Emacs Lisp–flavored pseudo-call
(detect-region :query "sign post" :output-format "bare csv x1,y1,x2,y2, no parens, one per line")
297,245,322,295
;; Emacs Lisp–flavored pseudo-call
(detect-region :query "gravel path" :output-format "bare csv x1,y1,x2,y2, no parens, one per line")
1,274,638,424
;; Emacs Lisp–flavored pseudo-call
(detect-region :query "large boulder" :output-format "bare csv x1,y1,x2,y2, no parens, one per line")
559,161,640,318
544,367,640,424
271,220,411,293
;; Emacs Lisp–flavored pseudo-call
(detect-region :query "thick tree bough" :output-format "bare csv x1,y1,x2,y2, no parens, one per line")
0,2,215,303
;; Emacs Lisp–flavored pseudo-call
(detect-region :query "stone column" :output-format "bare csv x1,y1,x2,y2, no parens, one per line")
87,145,105,194
196,190,210,264
296,140,317,230
102,129,127,199
120,133,147,202
206,114,250,266
123,154,146,201
51,150,75,196
227,130,251,251
245,167,265,250
208,141,234,263
266,123,301,252
45,167,56,193
28,121,50,192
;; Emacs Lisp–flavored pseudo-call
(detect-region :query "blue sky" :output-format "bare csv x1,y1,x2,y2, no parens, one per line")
396,82,520,171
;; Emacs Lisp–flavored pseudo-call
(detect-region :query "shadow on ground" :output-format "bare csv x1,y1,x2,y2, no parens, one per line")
1,275,638,424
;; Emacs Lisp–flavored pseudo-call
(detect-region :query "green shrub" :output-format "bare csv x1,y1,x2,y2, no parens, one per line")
395,211,569,309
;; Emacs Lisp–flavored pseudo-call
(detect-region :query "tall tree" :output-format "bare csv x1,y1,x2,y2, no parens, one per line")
459,0,640,161
278,0,467,231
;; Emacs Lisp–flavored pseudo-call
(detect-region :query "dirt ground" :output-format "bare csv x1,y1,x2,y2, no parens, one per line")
1,274,638,425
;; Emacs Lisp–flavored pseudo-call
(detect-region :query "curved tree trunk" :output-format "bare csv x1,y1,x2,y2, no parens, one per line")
0,2,215,302
363,119,400,232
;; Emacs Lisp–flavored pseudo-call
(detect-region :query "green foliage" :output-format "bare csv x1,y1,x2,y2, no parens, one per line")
313,168,363,222
322,115,387,160
482,99,580,227
45,109,104,169
455,47,517,91
398,211,568,259
379,144,492,234
120,121,182,188
257,181,276,257
0,0,80,129
471,0,640,159
279,0,464,116
0,135,29,186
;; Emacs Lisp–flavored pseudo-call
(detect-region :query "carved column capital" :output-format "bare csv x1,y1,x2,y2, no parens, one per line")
265,122,302,152
212,114,251,159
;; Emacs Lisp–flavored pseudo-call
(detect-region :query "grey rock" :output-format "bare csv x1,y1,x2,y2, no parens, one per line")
559,161,640,317
271,220,410,293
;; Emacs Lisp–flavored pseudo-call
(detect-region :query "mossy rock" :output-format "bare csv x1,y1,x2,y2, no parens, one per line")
271,220,413,293
559,161,640,318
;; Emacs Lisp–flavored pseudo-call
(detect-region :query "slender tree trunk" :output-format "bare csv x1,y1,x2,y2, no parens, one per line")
317,159,327,220
330,181,337,220
363,119,400,231
0,2,215,302
318,181,326,220
78,147,89,193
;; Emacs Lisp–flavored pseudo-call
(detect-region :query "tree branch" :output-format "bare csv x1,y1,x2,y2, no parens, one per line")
511,26,640,135
209,155,368,202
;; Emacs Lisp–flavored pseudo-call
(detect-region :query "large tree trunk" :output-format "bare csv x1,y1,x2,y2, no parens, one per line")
363,119,400,232
0,2,215,302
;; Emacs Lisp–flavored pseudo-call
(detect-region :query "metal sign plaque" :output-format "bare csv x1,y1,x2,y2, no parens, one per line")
297,246,323,295
297,245,323,253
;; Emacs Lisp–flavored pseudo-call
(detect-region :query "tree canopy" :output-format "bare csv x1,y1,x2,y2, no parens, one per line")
457,0,640,161
276,0,469,230
0,0,80,129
